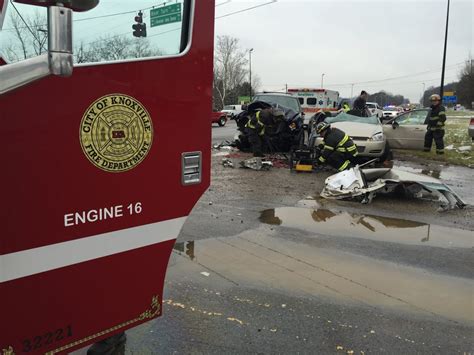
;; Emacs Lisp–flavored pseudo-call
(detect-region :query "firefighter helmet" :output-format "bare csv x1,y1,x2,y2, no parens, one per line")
316,122,331,134
429,94,441,101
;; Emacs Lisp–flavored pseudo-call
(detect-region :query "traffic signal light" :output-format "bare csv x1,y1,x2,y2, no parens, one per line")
132,11,147,37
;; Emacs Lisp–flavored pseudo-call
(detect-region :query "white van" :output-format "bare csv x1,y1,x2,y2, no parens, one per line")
222,104,244,118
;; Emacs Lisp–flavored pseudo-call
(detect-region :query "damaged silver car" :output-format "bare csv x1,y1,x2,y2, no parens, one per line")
321,165,466,210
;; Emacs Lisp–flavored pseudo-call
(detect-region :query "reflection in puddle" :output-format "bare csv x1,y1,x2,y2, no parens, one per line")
260,208,473,249
169,232,474,324
174,241,195,260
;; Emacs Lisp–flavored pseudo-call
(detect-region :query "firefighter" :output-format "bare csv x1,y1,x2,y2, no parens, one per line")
316,122,358,171
424,94,446,154
351,90,369,117
245,108,271,157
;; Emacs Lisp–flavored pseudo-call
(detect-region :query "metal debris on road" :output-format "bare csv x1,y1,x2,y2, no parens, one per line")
222,158,234,168
240,157,273,170
456,145,472,153
321,165,466,210
212,140,235,150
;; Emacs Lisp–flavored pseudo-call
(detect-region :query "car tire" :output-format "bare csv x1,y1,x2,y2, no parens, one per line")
379,142,393,162
218,117,226,127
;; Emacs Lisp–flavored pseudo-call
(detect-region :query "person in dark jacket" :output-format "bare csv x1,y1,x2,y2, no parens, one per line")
424,94,446,154
316,122,358,171
351,91,369,117
245,107,283,156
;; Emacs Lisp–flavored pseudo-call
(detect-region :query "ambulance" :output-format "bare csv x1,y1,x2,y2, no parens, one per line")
287,88,340,114
0,1,214,353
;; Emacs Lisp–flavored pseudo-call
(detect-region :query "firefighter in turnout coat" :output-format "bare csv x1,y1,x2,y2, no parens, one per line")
245,108,272,157
424,94,446,154
316,122,358,171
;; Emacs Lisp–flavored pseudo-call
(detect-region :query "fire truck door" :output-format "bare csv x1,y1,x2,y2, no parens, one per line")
0,1,213,354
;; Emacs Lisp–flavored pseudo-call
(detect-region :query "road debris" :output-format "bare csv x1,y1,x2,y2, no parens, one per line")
222,158,234,168
213,140,235,150
321,165,466,210
456,145,472,153
240,157,273,170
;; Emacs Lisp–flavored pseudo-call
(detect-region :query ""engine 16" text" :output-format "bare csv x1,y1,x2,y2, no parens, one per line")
64,202,142,227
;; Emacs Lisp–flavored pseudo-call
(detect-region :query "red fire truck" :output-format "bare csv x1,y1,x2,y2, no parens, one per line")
0,1,213,353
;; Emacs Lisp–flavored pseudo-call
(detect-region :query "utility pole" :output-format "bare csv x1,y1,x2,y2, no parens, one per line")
350,83,354,99
321,73,325,89
439,0,450,98
421,82,426,105
249,48,253,100
285,83,288,93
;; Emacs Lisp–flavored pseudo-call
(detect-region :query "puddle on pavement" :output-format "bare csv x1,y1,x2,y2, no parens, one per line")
173,241,196,260
170,232,474,324
259,207,473,249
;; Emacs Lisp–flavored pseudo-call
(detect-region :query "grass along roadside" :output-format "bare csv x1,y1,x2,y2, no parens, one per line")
394,118,473,167
446,110,473,118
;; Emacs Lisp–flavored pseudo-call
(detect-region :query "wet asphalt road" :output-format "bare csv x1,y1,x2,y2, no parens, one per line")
211,119,237,145
120,124,473,354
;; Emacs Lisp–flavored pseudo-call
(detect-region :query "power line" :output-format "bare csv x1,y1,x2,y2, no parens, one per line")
78,2,280,47
216,1,231,7
324,62,465,87
215,1,277,19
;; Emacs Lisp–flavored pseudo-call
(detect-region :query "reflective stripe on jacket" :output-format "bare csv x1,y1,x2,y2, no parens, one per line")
245,111,265,135
319,127,358,163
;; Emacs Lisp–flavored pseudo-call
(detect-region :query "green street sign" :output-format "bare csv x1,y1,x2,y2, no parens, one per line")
150,3,182,27
238,96,251,103
150,13,181,27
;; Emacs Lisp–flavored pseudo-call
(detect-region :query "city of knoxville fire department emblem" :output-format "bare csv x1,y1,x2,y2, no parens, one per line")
80,94,153,172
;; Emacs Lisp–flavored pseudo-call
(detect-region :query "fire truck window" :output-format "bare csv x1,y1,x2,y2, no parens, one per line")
307,98,317,106
0,0,190,64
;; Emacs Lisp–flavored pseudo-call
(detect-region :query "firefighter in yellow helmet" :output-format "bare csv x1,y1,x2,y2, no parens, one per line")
424,94,446,154
316,122,358,171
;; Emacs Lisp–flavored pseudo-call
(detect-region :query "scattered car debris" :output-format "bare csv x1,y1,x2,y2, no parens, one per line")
222,158,234,168
240,157,273,171
445,144,455,150
456,145,472,153
321,165,466,210
213,140,235,150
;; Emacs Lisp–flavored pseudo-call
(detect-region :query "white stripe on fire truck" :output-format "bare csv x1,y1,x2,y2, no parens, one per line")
0,217,186,283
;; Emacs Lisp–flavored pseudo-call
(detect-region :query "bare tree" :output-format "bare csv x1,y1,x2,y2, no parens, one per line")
457,59,473,108
214,35,248,109
4,10,47,61
74,37,163,63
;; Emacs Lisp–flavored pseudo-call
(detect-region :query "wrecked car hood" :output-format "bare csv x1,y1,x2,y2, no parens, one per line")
321,166,466,209
331,122,382,139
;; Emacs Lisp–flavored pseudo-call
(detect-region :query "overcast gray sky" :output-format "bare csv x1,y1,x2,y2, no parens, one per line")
215,0,473,102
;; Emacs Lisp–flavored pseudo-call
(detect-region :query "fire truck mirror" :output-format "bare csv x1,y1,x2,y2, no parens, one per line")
0,2,98,95
48,6,73,76
13,0,99,12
